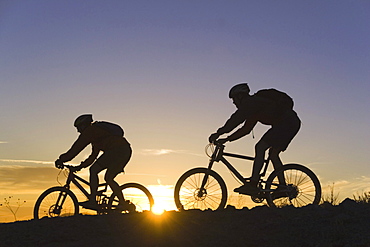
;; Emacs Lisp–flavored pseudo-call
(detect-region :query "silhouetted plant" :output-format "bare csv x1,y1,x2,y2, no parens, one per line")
1,196,26,221
353,191,370,204
321,183,340,205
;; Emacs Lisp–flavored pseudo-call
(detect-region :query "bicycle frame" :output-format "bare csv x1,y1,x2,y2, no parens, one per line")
62,167,109,202
174,142,321,210
203,143,270,187
35,165,155,219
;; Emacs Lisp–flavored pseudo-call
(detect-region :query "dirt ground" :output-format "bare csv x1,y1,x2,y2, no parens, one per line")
1,199,370,247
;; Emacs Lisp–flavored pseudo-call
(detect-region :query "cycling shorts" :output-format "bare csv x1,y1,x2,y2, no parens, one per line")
260,111,301,151
95,144,132,176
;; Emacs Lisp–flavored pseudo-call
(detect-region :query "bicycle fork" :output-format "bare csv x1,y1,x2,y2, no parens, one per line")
198,155,219,198
53,190,69,215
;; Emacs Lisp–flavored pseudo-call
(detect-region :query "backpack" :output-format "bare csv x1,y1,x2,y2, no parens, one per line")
253,88,294,110
94,121,124,137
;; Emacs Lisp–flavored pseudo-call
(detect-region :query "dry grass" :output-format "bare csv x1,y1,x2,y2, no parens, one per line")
353,191,370,204
320,182,370,207
320,182,340,205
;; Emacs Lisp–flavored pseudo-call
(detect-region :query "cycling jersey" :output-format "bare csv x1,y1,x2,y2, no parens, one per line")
216,95,300,144
59,123,130,167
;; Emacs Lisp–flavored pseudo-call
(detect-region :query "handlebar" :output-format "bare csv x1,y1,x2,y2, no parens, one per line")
55,160,80,172
212,140,226,146
62,164,75,169
206,141,226,159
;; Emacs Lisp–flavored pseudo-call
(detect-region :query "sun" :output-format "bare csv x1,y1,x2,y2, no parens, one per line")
151,203,165,215
147,184,177,215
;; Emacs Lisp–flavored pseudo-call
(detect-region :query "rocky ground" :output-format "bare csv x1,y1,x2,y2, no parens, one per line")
1,199,370,247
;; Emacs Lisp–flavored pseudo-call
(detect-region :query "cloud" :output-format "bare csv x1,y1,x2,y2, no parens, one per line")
140,149,183,156
138,149,203,157
323,176,370,198
0,166,61,193
0,141,8,144
0,159,54,167
125,173,167,177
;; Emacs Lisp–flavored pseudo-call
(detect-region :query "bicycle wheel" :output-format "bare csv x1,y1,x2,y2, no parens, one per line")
265,164,321,208
34,186,79,219
174,168,227,211
108,183,154,213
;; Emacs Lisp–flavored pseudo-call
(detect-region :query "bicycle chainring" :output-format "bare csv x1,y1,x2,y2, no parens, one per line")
251,193,265,203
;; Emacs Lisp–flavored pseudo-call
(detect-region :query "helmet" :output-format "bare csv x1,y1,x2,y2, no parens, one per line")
74,114,93,127
229,83,250,98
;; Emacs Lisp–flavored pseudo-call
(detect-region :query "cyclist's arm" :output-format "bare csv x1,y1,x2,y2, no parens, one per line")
226,118,258,142
216,110,246,135
59,134,90,162
80,145,100,168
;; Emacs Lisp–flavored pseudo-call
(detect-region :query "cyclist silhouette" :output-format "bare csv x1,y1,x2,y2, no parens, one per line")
209,83,301,195
55,114,132,210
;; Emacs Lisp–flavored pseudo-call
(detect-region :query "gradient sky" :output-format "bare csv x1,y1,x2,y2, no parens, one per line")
1,0,369,221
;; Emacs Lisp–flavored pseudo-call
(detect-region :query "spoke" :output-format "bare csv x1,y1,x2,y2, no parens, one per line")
299,184,316,192
178,171,224,210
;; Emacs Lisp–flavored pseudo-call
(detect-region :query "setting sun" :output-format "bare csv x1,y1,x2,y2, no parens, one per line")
151,204,165,215
147,184,177,215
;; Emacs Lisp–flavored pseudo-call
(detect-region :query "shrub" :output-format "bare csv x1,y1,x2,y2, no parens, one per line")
1,196,27,221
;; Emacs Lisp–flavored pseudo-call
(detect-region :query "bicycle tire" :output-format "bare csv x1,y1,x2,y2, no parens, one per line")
174,167,228,211
108,183,154,213
265,164,321,208
34,186,79,219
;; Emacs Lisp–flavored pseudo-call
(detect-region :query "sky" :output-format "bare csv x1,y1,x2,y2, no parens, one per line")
0,0,369,222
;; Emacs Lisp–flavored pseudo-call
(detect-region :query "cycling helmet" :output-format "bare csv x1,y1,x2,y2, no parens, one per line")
229,83,250,98
74,114,93,127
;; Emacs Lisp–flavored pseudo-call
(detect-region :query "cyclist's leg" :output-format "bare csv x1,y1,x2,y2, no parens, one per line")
251,140,270,185
90,161,106,202
104,145,132,205
269,148,285,185
105,170,124,203
235,139,269,194
266,111,301,186
234,139,269,195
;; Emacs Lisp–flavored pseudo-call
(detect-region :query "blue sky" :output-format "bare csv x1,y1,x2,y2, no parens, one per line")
0,0,369,221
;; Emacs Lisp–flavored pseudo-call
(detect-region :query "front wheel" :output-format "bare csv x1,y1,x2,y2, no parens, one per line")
174,168,227,211
108,183,154,213
265,164,321,208
34,186,79,219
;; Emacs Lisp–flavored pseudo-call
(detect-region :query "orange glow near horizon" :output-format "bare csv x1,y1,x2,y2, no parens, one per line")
151,204,166,215
147,184,177,214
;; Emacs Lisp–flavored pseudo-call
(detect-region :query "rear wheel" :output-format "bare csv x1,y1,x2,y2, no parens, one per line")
34,186,79,219
265,164,321,208
108,183,154,213
174,168,227,211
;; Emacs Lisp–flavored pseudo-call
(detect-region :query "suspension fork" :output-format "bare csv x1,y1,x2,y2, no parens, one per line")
53,171,74,213
53,190,70,214
199,161,214,193
199,144,223,192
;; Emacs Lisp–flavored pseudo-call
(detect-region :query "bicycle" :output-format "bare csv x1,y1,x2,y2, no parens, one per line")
34,164,154,219
174,141,321,210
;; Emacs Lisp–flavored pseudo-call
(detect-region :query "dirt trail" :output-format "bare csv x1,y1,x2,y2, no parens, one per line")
1,199,370,247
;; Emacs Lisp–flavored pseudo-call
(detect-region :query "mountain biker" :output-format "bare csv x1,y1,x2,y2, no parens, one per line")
208,83,301,195
55,114,132,210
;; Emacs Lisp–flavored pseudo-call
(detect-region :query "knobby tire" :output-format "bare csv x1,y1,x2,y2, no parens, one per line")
174,168,227,211
108,183,154,213
265,164,321,208
34,186,79,219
